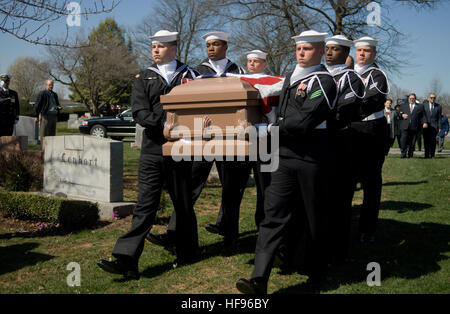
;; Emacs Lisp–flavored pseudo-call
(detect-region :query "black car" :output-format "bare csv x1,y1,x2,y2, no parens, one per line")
79,109,136,140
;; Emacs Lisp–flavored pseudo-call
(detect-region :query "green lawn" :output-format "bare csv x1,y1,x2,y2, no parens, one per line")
1,127,449,294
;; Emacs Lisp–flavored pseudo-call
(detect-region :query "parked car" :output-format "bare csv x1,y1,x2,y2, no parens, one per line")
79,109,136,140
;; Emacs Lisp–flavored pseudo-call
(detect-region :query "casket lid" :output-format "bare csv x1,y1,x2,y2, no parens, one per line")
161,76,260,104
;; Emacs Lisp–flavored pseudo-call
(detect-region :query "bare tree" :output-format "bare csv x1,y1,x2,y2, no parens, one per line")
224,2,319,75
214,0,443,74
389,82,409,105
131,0,226,67
45,29,138,115
6,56,47,101
428,75,443,96
439,93,450,115
0,0,121,46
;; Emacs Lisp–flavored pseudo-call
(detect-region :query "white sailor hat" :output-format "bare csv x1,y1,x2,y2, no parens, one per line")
354,36,378,47
202,31,230,42
0,74,12,81
150,30,179,43
325,35,353,47
246,50,267,60
292,30,328,44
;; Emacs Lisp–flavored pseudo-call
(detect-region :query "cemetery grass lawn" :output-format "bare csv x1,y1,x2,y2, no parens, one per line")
0,142,449,293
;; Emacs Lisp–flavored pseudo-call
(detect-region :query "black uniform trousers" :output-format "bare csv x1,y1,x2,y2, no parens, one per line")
166,160,216,233
350,118,387,236
416,129,423,151
168,159,253,240
400,128,418,158
328,128,354,262
252,161,271,229
251,156,329,281
213,161,270,232
113,153,196,263
194,160,253,240
423,127,438,158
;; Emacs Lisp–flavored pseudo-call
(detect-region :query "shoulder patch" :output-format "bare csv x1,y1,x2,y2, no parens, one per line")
310,89,323,99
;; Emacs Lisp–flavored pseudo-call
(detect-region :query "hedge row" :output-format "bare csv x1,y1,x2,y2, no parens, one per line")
0,192,99,229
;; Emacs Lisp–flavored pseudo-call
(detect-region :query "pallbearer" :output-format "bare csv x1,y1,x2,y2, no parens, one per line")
246,50,268,74
325,35,365,263
148,31,249,250
97,30,199,280
193,31,249,248
236,30,337,294
204,49,272,239
350,36,389,244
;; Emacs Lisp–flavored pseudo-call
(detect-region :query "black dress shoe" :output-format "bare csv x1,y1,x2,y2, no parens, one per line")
205,223,220,234
236,278,267,294
147,232,173,249
97,259,140,280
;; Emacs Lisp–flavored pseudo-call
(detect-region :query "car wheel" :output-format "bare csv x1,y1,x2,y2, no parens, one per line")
90,125,107,138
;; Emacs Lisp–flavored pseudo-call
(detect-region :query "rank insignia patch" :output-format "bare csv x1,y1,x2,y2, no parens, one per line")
309,89,323,99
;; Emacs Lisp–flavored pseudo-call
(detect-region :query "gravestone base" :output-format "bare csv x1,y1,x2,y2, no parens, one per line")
98,201,135,220
33,192,135,220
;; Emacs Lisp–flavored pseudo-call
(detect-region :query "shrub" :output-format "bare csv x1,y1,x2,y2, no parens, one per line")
4,161,32,191
0,151,43,191
0,192,99,229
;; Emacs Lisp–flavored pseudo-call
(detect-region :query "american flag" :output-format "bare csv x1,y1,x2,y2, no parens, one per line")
197,73,285,123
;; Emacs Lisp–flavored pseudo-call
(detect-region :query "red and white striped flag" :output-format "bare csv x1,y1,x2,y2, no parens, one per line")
226,73,285,114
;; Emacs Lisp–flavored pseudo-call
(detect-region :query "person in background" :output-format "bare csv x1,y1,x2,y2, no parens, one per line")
0,74,20,136
383,98,396,155
34,79,61,148
399,93,424,159
393,104,402,148
437,113,449,152
422,93,442,158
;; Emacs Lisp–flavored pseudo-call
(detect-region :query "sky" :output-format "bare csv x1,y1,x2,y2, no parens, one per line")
0,0,449,99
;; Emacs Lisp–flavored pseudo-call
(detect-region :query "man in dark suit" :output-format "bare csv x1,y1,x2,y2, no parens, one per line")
399,93,425,158
422,93,442,158
0,74,20,136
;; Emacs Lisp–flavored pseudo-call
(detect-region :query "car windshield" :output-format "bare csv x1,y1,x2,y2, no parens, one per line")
119,109,132,118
